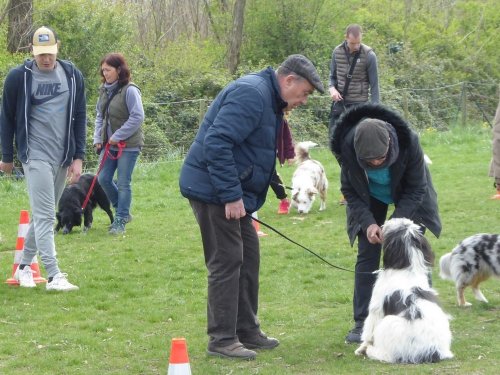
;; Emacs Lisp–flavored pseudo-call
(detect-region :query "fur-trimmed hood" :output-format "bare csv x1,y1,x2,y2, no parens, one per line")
329,103,441,244
330,103,412,158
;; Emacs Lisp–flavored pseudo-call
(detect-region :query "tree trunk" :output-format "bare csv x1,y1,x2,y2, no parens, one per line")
7,0,33,53
219,0,229,12
227,0,246,75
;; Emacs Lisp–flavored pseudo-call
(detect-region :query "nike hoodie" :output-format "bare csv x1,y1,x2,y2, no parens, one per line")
0,59,87,167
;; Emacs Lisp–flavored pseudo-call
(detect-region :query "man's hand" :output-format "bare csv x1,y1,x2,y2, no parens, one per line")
329,87,343,102
67,159,83,184
225,199,246,220
366,223,383,244
0,161,14,174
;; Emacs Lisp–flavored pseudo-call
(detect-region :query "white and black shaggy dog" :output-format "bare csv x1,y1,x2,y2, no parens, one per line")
355,218,453,364
290,141,328,214
440,234,500,307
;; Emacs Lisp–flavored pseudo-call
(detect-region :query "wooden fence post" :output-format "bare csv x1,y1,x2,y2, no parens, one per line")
403,90,408,120
199,99,207,125
461,82,467,127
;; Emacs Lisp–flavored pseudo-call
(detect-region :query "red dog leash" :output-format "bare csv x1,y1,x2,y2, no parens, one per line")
81,141,126,210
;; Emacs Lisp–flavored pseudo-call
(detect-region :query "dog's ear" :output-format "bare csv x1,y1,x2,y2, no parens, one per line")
307,187,318,197
414,234,435,267
382,226,412,269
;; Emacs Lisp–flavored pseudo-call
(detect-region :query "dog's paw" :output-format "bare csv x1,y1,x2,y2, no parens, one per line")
355,345,367,356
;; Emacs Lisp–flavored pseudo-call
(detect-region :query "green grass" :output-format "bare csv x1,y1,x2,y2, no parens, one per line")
0,127,499,374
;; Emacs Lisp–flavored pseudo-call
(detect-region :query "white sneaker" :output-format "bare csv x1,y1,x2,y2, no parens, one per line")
14,266,36,288
46,273,79,291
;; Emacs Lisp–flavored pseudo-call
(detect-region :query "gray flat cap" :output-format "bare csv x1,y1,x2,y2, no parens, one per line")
281,54,325,94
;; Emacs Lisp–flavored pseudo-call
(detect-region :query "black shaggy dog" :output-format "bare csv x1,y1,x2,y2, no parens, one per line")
56,174,114,234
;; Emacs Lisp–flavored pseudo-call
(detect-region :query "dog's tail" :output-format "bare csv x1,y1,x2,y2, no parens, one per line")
438,252,453,280
424,154,433,165
294,141,318,164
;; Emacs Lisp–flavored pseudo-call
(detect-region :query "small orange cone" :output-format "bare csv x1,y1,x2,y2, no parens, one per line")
491,190,500,200
251,212,267,237
5,210,47,285
167,338,192,375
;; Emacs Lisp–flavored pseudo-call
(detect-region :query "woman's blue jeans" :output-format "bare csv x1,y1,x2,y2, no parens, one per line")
98,149,139,221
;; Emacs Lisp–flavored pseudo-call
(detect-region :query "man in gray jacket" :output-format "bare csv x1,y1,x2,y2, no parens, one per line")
180,55,324,359
0,26,86,291
328,24,380,137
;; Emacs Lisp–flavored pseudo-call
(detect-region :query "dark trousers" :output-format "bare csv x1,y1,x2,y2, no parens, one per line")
189,200,261,347
329,102,361,140
353,197,388,324
270,170,287,200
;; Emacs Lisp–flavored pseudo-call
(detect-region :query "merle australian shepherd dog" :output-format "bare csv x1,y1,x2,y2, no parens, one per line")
56,173,114,234
440,234,500,307
290,141,328,214
355,218,453,364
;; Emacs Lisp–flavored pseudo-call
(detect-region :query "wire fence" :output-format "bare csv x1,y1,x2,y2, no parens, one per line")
1,81,499,174
98,80,496,167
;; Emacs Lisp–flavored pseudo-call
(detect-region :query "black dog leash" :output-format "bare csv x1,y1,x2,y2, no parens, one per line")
278,183,293,191
249,214,375,275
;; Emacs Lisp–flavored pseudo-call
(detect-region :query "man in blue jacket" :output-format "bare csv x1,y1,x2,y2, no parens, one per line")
179,54,324,359
0,26,86,291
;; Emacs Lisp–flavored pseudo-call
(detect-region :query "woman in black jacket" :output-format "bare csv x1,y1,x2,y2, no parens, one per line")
330,103,441,344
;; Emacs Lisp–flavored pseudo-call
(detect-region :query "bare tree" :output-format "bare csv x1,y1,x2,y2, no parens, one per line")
126,0,214,50
227,0,245,74
7,0,33,53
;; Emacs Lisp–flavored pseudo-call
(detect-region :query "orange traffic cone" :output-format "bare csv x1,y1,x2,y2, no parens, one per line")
167,338,192,375
251,212,267,237
491,189,500,200
5,210,47,285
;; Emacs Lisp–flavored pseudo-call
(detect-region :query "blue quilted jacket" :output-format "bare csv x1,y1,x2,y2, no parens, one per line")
179,67,286,213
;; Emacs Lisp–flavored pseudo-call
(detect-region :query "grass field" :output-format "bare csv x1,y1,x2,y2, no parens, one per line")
0,126,499,374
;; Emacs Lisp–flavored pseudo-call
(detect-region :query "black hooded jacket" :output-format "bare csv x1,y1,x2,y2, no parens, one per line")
330,103,441,245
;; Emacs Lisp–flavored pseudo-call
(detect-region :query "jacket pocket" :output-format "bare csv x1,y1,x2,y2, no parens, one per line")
239,164,267,193
239,164,254,183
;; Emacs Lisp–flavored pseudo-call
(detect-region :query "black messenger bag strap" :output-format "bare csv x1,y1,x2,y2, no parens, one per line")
341,47,361,100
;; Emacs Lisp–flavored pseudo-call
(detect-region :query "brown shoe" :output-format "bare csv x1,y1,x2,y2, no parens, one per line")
207,342,257,360
239,332,280,350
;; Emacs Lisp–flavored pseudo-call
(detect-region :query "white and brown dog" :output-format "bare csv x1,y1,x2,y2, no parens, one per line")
440,234,500,307
290,141,328,214
355,218,453,364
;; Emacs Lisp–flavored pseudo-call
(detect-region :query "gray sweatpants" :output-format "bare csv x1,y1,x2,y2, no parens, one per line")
21,159,67,278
